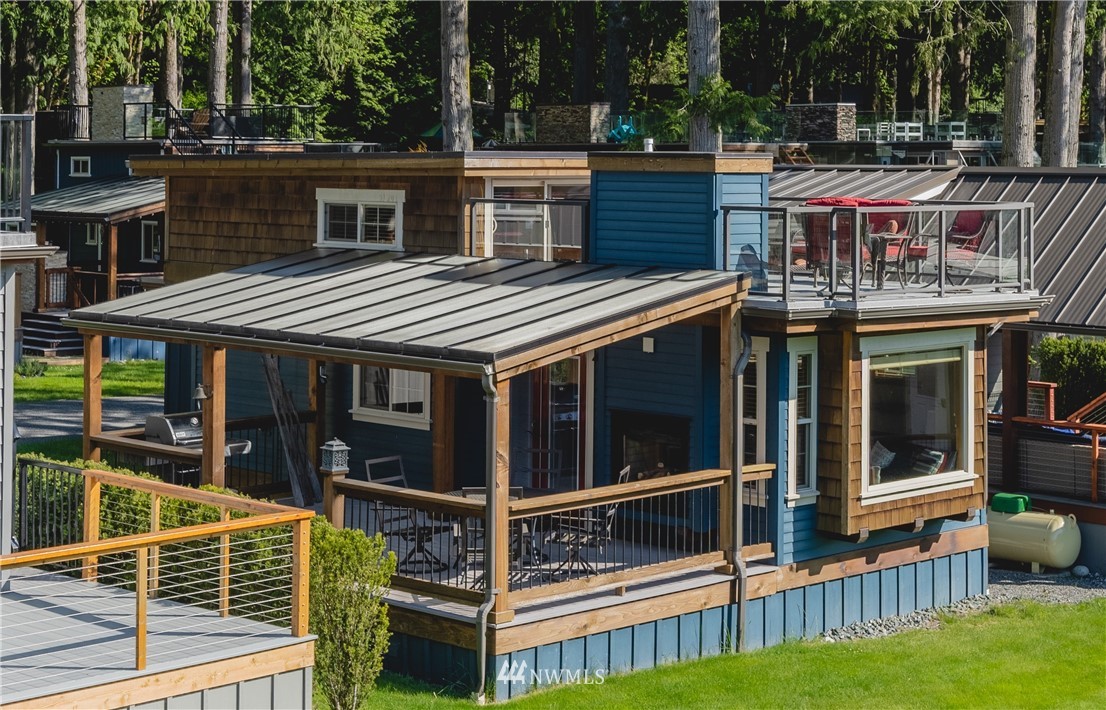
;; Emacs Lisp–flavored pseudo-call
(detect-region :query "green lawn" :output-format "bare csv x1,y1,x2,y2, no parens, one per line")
13,360,164,402
361,599,1106,709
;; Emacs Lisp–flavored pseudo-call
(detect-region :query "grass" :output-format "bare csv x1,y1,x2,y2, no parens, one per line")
13,359,164,402
15,436,84,460
359,599,1106,709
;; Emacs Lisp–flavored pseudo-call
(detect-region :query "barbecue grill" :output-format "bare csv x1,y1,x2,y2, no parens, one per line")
145,412,253,456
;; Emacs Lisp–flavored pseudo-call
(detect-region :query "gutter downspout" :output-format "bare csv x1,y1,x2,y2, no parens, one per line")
731,324,752,653
475,367,499,704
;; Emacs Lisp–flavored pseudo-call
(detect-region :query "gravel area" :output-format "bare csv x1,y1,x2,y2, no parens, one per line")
822,566,1106,643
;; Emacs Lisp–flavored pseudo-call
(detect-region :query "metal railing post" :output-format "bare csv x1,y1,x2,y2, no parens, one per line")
783,210,792,301
1016,208,1025,292
722,207,731,271
937,209,947,296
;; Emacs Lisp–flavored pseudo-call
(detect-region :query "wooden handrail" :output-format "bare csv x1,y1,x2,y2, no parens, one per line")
332,478,485,517
90,431,203,460
0,509,312,570
82,467,292,514
741,462,776,481
1008,415,1106,433
509,468,730,517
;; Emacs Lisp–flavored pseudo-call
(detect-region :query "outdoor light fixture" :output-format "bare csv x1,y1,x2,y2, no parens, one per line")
319,438,350,472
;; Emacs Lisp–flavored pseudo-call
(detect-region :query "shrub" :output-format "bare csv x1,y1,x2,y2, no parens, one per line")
15,358,47,378
310,517,396,710
1033,336,1106,417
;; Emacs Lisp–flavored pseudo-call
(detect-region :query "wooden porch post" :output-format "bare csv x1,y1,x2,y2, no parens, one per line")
491,379,512,621
1001,329,1028,491
718,304,738,571
106,223,118,300
83,334,103,460
35,223,47,311
201,345,227,488
431,373,456,493
307,359,320,471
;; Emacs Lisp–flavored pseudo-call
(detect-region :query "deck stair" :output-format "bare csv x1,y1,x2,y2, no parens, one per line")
780,145,815,165
20,311,83,358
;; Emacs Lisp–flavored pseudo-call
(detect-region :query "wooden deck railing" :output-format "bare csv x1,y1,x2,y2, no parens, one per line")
326,464,775,611
991,414,1103,503
2,466,313,671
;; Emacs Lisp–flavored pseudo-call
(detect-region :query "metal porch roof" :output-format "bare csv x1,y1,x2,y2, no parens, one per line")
67,250,747,375
31,177,165,224
769,165,959,205
942,168,1106,333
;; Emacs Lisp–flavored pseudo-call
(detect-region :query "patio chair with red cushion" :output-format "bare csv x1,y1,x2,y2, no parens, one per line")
945,210,992,282
796,196,872,288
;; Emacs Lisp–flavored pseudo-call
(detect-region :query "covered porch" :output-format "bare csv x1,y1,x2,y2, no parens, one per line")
66,249,770,653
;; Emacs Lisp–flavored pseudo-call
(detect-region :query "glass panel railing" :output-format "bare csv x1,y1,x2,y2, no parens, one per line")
723,201,1033,301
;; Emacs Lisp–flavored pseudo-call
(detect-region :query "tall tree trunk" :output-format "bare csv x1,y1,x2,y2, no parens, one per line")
895,33,915,119
604,0,629,117
950,10,971,114
1090,16,1106,164
926,64,942,122
688,0,721,152
491,4,509,123
1066,0,1088,165
537,12,556,105
572,0,595,104
233,0,253,106
208,0,229,106
68,0,88,105
14,10,39,115
1003,0,1037,167
1043,0,1075,166
441,0,473,152
164,15,181,108
752,3,774,97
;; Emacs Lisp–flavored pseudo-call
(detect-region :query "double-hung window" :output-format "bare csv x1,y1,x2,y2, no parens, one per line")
351,365,430,430
861,328,975,504
742,337,770,465
316,188,404,250
788,337,818,505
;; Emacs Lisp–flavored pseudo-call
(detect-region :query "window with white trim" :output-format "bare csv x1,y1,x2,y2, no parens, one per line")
742,336,770,465
84,223,102,246
861,328,975,504
788,337,818,504
140,220,162,263
70,156,91,177
479,179,590,260
316,188,404,250
351,366,430,430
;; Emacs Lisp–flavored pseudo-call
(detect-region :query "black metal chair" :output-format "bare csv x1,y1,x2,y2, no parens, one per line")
547,466,631,578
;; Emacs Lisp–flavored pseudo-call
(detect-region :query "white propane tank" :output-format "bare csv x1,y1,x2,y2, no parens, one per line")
989,509,1082,569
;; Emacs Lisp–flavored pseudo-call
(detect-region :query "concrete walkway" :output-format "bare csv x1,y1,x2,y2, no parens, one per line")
14,396,164,444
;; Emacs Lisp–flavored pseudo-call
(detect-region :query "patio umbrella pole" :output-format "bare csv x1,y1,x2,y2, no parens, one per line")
475,367,500,704
732,325,752,653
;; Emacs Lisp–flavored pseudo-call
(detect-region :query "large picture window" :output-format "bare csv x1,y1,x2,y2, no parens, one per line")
862,329,975,503
351,365,430,430
316,188,404,250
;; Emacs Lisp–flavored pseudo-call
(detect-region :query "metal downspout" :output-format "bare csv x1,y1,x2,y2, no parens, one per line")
731,325,752,653
474,367,499,704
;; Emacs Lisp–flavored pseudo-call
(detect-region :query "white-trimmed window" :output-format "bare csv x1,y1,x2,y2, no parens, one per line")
70,156,91,177
480,179,590,260
861,328,976,505
788,337,818,505
351,365,430,430
742,336,770,465
84,223,102,246
316,188,404,250
140,220,162,263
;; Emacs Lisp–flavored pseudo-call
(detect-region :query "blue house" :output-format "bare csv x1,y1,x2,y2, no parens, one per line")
67,151,1045,700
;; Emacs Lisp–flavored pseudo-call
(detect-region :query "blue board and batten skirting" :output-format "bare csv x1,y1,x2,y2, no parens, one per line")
384,547,987,700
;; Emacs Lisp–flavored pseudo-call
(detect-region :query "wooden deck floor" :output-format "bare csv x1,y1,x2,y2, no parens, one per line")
0,567,309,704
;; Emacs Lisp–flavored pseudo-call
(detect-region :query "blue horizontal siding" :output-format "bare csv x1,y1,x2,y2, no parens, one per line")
785,509,984,564
394,548,988,700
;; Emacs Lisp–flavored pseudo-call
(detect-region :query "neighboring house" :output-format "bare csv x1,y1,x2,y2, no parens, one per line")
1,114,57,559
66,151,1045,700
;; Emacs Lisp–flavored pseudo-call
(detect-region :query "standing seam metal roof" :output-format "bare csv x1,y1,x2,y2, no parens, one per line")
31,177,165,223
768,165,960,205
942,169,1106,332
66,250,746,372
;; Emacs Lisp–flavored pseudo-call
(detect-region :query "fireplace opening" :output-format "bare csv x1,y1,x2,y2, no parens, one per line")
610,410,691,481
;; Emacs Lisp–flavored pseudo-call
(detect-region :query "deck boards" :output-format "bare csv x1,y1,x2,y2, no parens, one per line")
0,567,306,704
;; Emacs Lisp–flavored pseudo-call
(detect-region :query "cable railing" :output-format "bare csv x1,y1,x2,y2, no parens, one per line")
722,200,1034,301
324,465,774,610
989,416,1104,504
1,464,312,694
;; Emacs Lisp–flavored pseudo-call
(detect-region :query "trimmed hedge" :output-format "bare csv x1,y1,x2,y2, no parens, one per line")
1034,336,1106,418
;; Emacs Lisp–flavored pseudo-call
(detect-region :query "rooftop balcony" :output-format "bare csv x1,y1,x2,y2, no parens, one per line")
1,114,33,239
723,199,1039,316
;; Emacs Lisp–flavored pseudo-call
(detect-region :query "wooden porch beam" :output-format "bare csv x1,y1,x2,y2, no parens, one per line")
106,223,118,301
83,334,103,460
491,379,512,621
201,345,227,488
431,373,455,493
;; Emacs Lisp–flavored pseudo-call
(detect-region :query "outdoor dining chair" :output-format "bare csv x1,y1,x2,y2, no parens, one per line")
547,466,631,578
